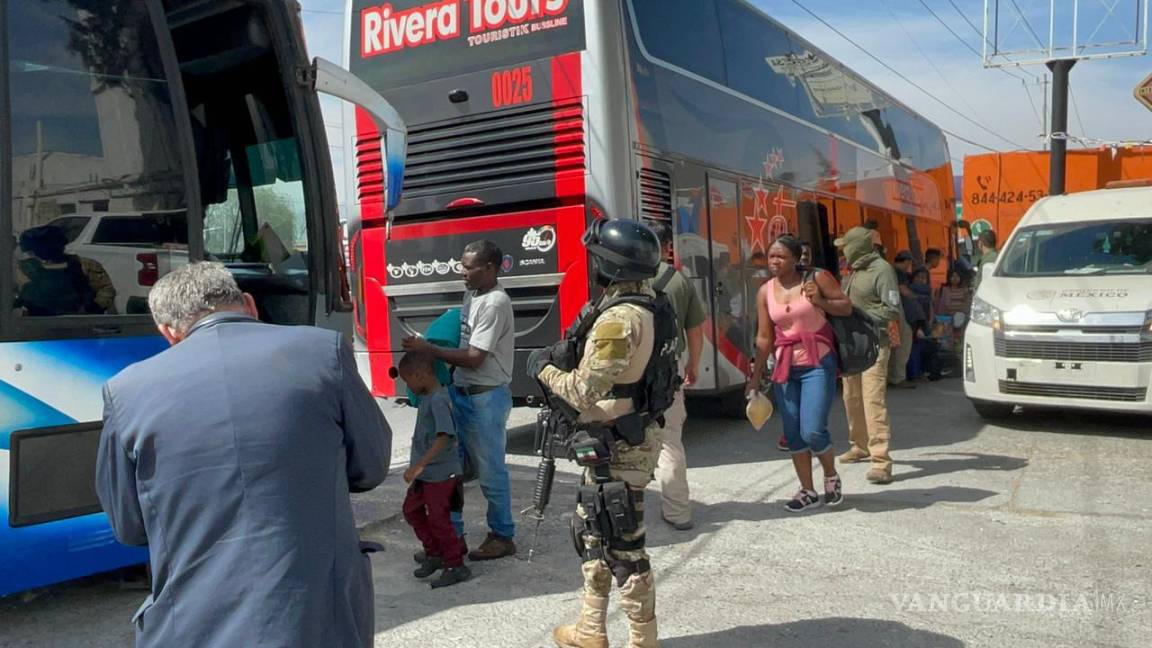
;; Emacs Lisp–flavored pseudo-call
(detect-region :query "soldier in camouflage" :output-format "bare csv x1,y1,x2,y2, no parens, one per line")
14,224,117,315
533,219,664,648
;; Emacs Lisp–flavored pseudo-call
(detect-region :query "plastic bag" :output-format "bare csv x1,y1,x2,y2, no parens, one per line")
745,391,774,431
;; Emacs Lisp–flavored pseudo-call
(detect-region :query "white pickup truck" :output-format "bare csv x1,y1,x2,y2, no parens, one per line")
48,211,189,315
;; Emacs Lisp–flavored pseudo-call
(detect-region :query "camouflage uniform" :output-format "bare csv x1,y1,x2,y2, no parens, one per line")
538,280,660,648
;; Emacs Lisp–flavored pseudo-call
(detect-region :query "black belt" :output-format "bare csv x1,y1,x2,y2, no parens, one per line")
454,384,499,396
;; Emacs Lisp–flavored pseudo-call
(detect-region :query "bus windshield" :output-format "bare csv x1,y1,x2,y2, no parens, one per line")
349,0,586,88
999,219,1152,277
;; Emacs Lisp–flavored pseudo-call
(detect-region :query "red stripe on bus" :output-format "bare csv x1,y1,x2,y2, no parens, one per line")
701,318,751,379
354,106,394,394
551,52,584,199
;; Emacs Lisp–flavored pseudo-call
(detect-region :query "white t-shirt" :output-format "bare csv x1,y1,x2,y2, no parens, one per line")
454,285,514,387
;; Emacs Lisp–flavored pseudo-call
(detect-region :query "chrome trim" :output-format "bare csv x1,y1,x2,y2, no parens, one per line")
383,273,565,297
1001,310,1146,328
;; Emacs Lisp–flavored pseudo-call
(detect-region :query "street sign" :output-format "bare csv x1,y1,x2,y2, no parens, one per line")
1137,72,1152,112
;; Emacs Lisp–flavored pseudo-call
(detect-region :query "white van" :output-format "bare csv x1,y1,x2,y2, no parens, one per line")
963,183,1152,418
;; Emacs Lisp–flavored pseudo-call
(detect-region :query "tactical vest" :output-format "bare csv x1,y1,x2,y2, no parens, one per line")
550,290,682,432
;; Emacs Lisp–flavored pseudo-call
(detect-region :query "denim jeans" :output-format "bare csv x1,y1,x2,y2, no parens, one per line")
448,384,515,539
773,352,838,455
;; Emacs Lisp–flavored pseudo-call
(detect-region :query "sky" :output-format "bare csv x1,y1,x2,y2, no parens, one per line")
299,0,1152,181
750,0,1152,164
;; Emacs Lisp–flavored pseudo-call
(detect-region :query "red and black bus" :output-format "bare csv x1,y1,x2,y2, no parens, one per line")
344,0,956,407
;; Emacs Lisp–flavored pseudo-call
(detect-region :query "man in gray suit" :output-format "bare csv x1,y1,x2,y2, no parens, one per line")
96,262,390,648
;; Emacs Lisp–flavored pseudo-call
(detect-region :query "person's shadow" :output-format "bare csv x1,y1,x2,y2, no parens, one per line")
662,618,964,648
895,452,1028,482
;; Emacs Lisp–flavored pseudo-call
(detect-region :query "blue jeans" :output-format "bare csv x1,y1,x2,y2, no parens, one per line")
449,384,515,539
773,353,838,455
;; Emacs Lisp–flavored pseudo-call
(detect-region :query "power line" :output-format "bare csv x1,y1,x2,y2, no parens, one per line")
789,0,1026,151
917,0,1048,137
1068,82,1088,140
886,0,991,125
929,0,1038,83
1007,0,1047,50
1021,80,1043,135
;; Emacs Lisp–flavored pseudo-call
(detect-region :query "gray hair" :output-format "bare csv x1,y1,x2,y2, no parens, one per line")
148,262,245,333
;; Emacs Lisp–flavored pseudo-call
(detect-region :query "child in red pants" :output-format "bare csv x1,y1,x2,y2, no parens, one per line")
399,351,470,589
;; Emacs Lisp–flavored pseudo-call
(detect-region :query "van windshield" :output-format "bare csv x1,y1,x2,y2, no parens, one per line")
998,219,1152,277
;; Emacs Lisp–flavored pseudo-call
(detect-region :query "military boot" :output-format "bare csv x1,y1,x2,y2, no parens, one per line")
554,560,612,648
551,593,608,648
618,571,658,648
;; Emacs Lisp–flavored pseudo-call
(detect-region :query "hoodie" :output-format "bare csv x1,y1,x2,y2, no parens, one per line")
837,228,903,347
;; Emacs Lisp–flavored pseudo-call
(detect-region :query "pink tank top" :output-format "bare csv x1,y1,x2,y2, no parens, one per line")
765,277,832,368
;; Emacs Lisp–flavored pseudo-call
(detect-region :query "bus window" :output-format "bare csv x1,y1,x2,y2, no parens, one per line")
631,0,726,84
6,0,189,322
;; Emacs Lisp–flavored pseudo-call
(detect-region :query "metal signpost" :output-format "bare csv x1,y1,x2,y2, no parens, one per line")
983,0,1149,194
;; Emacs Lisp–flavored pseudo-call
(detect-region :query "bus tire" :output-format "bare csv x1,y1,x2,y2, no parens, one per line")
969,398,1015,421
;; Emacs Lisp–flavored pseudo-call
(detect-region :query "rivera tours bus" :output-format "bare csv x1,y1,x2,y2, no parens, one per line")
1,0,406,596
345,0,956,406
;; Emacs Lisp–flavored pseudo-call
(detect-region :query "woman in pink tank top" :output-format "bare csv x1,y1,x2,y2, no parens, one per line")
747,236,853,512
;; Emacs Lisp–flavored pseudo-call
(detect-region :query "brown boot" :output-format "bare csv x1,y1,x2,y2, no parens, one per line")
552,594,608,648
468,532,516,561
619,572,658,648
838,447,870,464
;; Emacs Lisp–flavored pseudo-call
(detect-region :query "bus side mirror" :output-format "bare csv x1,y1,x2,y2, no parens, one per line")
310,57,408,216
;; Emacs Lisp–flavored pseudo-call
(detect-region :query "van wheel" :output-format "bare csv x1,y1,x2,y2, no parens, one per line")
969,399,1015,420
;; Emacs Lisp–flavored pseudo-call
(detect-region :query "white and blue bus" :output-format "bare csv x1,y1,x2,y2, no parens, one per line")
0,0,405,597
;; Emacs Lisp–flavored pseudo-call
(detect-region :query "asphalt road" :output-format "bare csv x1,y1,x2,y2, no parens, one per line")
2,380,1149,648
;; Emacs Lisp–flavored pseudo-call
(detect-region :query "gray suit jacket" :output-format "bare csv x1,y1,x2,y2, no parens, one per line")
96,313,390,648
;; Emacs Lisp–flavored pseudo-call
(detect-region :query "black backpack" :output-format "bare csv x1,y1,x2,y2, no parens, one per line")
806,270,879,376
827,307,881,376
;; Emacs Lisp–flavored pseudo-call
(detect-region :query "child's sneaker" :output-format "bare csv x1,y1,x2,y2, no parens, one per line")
430,565,472,589
784,489,822,513
824,474,843,507
413,557,443,579
776,434,789,452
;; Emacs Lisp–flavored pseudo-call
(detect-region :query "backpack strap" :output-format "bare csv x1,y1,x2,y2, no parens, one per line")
653,265,677,293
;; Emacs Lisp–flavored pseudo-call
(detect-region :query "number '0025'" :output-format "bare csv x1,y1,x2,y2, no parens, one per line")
492,66,533,108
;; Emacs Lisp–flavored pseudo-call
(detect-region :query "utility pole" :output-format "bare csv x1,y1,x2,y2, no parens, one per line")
1046,59,1076,195
1041,75,1049,151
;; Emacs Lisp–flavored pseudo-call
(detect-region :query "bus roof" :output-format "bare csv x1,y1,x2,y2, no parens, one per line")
737,0,947,141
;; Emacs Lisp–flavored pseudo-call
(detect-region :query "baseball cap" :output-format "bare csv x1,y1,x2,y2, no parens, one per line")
894,250,914,263
833,226,872,248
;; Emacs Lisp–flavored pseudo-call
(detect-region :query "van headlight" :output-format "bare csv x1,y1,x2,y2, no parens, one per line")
970,296,1002,329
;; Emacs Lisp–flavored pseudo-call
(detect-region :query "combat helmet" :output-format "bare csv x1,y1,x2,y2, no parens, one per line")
582,218,661,284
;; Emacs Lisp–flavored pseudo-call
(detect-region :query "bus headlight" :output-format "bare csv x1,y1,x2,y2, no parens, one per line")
970,296,1002,330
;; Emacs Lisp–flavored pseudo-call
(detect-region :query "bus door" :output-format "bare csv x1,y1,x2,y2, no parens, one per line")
706,173,751,391
797,197,835,273
165,0,405,330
